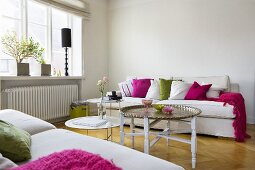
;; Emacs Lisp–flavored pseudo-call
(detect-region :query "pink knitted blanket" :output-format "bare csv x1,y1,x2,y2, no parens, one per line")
209,92,250,142
12,149,122,170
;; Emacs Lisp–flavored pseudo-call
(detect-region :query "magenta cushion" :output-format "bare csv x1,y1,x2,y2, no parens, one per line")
185,81,212,100
131,79,151,98
12,149,121,170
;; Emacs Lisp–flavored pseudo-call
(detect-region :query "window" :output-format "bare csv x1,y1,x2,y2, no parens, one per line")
0,0,82,76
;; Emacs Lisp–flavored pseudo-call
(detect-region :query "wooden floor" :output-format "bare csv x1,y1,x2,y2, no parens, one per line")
55,122,255,170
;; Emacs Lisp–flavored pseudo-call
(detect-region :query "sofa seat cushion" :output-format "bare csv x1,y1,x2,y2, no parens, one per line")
157,100,235,119
23,129,183,170
0,109,56,135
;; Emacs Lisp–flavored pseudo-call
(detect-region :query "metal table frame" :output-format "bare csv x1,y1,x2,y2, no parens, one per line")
120,107,199,169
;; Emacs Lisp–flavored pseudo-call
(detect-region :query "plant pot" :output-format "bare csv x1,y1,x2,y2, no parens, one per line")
17,63,30,76
29,63,41,76
41,64,51,76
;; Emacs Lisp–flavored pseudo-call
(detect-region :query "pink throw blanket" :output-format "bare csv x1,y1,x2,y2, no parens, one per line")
12,149,122,170
209,92,250,142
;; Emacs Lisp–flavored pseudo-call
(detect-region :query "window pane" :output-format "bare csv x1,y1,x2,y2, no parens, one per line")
0,18,21,36
27,1,47,62
0,0,21,75
52,9,68,29
1,0,21,19
28,0,47,25
52,29,63,52
28,23,47,49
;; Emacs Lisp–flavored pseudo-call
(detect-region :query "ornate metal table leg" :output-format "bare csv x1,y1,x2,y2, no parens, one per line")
167,120,170,146
144,117,150,154
191,117,197,169
120,112,125,145
130,117,135,149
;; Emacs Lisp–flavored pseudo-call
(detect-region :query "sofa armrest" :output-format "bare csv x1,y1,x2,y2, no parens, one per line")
0,109,56,135
229,83,240,93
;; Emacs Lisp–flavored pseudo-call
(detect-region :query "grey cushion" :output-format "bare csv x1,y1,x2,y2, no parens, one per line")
0,109,56,135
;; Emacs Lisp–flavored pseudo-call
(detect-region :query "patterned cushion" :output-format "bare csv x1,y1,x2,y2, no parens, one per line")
118,80,133,97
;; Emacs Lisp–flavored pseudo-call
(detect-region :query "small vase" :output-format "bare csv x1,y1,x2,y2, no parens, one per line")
98,93,106,119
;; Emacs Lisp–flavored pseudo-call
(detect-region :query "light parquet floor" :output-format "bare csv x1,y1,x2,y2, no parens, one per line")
55,122,255,170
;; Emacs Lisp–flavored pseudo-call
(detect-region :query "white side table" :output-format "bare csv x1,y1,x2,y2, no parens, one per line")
65,116,120,141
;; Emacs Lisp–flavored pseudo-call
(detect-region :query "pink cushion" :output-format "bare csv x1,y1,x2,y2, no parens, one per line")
12,149,121,170
185,81,212,100
131,79,151,98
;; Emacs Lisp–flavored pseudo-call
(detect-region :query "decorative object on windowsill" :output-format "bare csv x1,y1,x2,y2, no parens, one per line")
1,31,44,76
61,28,72,76
97,76,108,119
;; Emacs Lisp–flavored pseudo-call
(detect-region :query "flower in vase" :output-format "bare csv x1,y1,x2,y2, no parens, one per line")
97,76,108,96
97,80,102,86
162,106,173,114
103,76,108,83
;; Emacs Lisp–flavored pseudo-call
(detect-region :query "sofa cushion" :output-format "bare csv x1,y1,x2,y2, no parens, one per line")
184,82,212,100
26,129,184,170
118,80,133,97
146,80,160,100
157,100,235,119
159,78,173,100
169,81,191,100
0,120,31,162
0,109,56,135
132,79,151,98
0,153,18,169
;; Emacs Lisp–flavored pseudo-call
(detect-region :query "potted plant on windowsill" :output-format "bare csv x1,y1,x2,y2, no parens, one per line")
1,31,44,76
33,55,51,76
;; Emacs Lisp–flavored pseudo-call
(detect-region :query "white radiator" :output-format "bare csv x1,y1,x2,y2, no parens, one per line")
2,85,78,121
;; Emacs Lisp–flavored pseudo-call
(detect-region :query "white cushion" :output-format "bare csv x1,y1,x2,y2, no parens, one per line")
27,129,184,170
201,82,224,98
0,153,17,169
180,76,229,90
169,81,192,100
0,109,56,135
157,100,235,119
118,80,133,97
145,80,160,100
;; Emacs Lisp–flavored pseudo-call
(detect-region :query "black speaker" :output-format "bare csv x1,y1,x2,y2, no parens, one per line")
61,28,71,48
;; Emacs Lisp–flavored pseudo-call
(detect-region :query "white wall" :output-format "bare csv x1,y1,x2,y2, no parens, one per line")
108,0,255,124
81,0,109,98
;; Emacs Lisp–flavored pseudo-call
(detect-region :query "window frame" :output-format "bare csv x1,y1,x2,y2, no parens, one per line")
0,0,82,76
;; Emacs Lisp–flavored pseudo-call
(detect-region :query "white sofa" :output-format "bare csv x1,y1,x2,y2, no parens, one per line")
0,109,184,170
108,75,239,138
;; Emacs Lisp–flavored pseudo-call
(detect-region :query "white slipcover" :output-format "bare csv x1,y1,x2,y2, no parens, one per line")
26,129,184,170
0,109,56,135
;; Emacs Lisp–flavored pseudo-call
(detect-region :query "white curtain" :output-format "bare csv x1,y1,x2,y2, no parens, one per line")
34,0,90,18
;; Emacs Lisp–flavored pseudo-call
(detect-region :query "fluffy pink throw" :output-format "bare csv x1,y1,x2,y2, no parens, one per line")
210,92,250,142
12,149,122,170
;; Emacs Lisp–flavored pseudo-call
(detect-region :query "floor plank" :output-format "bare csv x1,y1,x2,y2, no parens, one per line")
54,122,255,170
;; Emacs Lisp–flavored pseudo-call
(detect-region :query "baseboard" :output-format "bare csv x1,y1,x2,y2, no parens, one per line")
247,116,255,124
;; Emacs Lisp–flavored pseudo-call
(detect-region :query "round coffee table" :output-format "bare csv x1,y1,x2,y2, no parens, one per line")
65,116,120,141
120,105,201,169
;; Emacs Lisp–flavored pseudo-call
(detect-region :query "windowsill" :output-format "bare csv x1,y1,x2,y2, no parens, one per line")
0,76,86,81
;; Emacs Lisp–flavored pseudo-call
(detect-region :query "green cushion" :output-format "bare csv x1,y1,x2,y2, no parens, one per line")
0,120,31,162
159,78,173,100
